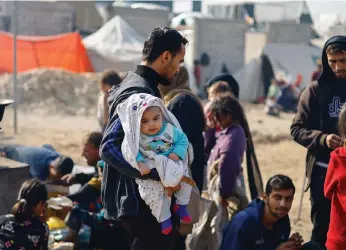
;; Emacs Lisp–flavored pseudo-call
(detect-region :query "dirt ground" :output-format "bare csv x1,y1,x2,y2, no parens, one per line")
0,103,312,241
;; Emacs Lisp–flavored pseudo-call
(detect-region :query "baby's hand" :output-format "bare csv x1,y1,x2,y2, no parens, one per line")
168,153,180,162
138,162,151,176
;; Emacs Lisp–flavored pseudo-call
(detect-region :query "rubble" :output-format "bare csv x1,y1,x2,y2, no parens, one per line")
0,69,101,116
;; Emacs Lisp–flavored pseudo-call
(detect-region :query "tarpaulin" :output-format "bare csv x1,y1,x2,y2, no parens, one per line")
0,32,93,73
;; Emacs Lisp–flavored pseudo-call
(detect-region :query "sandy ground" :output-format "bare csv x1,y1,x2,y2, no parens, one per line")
0,103,312,241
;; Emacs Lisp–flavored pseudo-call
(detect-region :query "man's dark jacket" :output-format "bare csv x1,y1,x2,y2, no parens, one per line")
291,36,346,188
100,65,164,220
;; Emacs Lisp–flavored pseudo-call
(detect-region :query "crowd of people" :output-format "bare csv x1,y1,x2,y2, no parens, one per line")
0,27,346,250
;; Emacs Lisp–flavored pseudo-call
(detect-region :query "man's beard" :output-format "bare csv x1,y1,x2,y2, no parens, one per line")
267,200,288,219
158,75,172,86
158,72,177,86
267,203,280,218
334,71,346,80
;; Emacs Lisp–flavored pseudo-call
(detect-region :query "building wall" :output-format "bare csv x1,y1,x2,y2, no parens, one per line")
122,0,173,10
0,1,103,35
0,1,74,36
245,32,267,64
193,18,247,87
112,6,170,38
267,22,312,44
68,1,103,32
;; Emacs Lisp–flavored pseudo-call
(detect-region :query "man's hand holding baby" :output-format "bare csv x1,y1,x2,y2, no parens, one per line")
138,161,151,176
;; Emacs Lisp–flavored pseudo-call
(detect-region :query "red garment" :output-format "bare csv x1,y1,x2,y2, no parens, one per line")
311,70,322,82
325,147,346,250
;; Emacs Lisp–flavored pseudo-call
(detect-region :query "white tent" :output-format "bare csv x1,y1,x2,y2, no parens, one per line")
235,58,262,102
235,43,321,102
83,15,146,72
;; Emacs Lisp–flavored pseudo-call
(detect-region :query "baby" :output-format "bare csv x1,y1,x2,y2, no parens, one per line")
137,106,187,175
117,93,194,235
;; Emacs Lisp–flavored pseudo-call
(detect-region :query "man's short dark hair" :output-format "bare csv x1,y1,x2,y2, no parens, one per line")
54,156,74,176
142,27,188,63
101,70,122,87
326,43,346,54
265,174,295,196
86,132,103,149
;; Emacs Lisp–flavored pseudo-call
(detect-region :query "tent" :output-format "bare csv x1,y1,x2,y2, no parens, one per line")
83,15,146,72
235,43,321,102
0,32,93,73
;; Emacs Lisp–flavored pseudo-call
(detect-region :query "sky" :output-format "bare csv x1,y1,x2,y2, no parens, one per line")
173,0,346,35
173,0,346,18
307,1,346,19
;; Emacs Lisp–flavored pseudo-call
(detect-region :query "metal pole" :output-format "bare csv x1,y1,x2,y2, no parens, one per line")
12,1,18,133
296,175,307,222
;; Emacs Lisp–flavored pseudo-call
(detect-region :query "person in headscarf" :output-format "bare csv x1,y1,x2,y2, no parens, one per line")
159,66,206,193
207,73,240,99
206,74,264,200
159,66,206,250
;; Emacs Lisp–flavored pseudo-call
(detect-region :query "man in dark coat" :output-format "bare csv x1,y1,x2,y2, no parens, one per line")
100,27,188,250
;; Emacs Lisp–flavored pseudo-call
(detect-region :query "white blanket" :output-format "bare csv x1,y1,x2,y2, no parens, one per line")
117,93,190,221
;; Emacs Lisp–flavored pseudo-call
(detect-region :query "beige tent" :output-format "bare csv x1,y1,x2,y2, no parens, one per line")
235,43,321,102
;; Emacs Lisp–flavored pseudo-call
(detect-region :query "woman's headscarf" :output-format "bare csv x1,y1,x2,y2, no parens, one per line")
159,66,206,130
159,66,190,98
207,73,240,99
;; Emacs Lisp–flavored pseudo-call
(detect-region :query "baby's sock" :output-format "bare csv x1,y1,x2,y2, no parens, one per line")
173,204,192,223
161,218,172,235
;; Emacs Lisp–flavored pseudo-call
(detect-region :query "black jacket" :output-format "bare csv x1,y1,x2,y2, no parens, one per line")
0,215,49,250
291,36,346,187
100,65,164,220
166,92,205,192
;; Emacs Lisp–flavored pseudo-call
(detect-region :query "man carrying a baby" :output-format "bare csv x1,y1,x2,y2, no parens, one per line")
100,27,189,250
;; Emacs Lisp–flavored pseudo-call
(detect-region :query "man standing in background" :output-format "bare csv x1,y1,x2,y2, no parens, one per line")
291,36,346,249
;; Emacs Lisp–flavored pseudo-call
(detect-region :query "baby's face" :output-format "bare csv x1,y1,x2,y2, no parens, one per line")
140,106,163,135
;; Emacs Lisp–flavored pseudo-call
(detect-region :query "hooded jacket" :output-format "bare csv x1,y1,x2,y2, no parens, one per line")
220,198,290,250
325,147,346,250
100,65,167,220
291,36,346,187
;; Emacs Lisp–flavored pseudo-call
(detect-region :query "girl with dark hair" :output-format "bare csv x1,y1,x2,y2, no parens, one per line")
204,79,263,200
207,95,247,207
0,179,49,249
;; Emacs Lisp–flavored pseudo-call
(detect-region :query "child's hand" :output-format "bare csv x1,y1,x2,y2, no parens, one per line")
168,153,180,161
138,162,151,176
164,184,181,197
